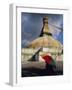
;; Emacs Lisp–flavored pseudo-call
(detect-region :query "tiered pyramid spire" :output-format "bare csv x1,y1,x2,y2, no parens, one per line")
40,16,52,37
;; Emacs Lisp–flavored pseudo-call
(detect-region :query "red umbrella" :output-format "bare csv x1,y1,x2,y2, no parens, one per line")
42,55,56,66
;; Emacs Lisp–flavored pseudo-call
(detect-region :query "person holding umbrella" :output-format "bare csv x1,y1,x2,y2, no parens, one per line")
41,53,56,74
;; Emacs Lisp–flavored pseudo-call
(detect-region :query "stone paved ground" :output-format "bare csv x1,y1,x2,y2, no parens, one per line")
21,61,63,77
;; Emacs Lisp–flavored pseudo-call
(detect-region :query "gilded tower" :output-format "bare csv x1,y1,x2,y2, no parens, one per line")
40,17,52,37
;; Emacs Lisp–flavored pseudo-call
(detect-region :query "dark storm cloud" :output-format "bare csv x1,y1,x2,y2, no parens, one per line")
21,12,63,47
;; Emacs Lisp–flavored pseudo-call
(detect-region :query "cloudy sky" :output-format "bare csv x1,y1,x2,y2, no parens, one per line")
21,12,63,48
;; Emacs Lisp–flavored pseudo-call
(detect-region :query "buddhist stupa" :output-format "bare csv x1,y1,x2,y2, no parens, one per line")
28,17,63,53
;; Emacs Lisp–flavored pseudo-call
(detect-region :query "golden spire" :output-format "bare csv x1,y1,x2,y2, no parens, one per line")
43,17,52,36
